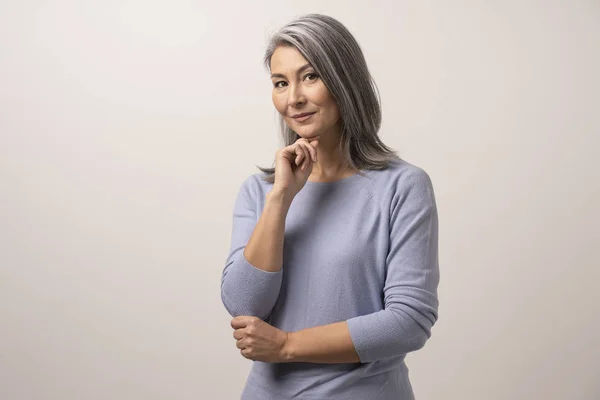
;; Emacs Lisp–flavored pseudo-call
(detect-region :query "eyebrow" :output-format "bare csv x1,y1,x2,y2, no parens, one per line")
270,63,313,79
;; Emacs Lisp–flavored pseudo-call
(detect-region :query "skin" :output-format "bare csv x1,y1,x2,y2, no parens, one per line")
231,45,361,364
270,45,358,188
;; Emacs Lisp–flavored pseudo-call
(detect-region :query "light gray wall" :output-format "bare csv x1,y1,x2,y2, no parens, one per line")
1,1,598,399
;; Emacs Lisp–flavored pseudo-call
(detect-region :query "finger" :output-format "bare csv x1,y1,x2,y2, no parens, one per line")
233,329,244,340
230,317,249,329
300,141,315,165
295,141,308,164
300,140,317,162
300,144,314,169
279,144,299,163
236,339,246,349
296,142,307,167
241,348,252,359
302,147,312,170
293,144,304,166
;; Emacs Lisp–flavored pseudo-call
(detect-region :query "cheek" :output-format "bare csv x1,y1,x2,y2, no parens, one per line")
272,92,283,110
314,86,338,119
331,103,341,121
321,97,340,123
312,85,329,106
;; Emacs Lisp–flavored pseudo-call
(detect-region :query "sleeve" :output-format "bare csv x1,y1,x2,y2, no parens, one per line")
220,176,283,320
345,168,440,362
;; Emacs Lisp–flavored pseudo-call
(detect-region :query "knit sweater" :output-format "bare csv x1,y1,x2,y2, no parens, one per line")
220,158,440,400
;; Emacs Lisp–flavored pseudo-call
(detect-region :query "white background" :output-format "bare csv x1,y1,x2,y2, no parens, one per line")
1,1,599,399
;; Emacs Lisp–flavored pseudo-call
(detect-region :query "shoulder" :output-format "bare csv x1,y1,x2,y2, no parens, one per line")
235,172,273,200
364,158,435,204
374,158,432,184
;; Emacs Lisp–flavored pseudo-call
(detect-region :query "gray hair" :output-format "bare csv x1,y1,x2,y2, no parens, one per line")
257,13,400,183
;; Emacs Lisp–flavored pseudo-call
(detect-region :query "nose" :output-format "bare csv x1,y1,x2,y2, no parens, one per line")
287,83,306,108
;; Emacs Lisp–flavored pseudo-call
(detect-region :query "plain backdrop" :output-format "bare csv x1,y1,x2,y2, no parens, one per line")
1,1,599,399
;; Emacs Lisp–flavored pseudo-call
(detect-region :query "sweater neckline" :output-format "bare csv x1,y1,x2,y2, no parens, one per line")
303,171,363,187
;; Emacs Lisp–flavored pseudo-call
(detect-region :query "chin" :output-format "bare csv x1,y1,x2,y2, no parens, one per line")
297,133,319,141
295,128,320,138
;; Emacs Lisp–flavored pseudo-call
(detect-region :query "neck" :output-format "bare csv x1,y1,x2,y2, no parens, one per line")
308,123,356,181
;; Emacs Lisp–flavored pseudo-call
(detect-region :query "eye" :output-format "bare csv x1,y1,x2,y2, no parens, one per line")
304,73,319,81
273,81,287,88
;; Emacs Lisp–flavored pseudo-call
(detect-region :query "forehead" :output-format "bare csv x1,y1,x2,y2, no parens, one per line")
270,46,311,73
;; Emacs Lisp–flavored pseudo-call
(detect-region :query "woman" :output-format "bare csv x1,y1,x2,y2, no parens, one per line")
220,13,440,400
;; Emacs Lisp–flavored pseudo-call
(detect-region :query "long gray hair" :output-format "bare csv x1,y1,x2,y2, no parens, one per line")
257,13,400,183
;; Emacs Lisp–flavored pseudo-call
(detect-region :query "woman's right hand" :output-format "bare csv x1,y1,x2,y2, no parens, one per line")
272,137,319,201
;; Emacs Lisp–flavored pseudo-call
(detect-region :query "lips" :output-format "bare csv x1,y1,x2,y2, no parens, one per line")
292,112,316,119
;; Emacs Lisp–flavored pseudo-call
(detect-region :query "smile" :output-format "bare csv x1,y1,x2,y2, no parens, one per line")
292,112,316,122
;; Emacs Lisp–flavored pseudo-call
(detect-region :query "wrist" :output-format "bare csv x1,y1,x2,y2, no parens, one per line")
267,188,294,207
281,331,297,362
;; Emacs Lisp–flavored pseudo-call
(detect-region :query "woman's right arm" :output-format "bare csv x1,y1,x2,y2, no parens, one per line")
242,188,292,272
221,139,318,320
220,183,289,320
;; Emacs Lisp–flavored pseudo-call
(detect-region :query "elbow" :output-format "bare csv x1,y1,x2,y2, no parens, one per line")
404,324,430,353
220,288,248,318
388,306,436,354
220,277,247,317
220,290,241,318
395,322,431,355
220,289,271,320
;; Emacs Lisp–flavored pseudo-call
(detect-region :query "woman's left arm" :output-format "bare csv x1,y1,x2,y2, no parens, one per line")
286,168,440,363
283,320,359,363
232,168,439,364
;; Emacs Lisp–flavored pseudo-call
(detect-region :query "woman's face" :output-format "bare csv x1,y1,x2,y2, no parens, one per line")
270,46,341,141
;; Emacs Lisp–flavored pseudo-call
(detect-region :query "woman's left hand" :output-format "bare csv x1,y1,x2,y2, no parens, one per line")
231,316,291,363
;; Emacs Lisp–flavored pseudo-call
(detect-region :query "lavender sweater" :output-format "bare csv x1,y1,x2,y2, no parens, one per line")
220,158,440,400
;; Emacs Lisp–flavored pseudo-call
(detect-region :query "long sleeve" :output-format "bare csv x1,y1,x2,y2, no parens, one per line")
345,168,440,363
220,176,283,319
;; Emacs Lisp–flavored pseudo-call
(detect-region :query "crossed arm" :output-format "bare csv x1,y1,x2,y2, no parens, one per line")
221,171,439,364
